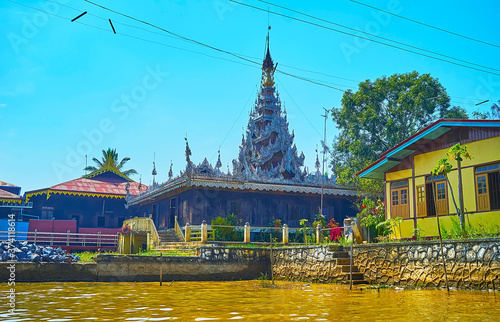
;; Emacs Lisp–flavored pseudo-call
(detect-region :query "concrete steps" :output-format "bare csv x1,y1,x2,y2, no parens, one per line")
157,229,183,243
327,245,368,285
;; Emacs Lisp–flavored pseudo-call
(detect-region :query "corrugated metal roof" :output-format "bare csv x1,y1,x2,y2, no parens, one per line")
27,172,147,196
0,188,21,199
358,119,500,180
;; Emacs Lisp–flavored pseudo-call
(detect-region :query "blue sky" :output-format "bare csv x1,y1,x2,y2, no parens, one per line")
1,0,499,193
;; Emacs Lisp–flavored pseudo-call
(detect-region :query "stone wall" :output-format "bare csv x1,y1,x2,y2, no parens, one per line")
353,238,500,290
0,246,269,283
271,246,346,283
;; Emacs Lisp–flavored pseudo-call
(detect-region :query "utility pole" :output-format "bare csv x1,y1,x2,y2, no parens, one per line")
320,107,331,217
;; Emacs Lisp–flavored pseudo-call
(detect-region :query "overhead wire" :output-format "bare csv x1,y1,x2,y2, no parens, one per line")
230,0,500,77
349,0,500,49
275,76,323,139
257,0,499,73
210,85,258,163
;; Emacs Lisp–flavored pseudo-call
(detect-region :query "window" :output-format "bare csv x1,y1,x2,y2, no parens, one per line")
425,176,448,216
475,163,500,212
97,216,105,227
416,185,427,217
390,180,409,219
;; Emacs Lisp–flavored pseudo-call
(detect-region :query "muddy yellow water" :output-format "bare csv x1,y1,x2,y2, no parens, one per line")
1,281,499,321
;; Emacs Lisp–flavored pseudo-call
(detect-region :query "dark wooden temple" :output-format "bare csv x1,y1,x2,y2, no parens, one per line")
127,33,358,229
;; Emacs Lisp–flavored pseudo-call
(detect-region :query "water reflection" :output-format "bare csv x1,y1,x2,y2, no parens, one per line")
1,281,498,321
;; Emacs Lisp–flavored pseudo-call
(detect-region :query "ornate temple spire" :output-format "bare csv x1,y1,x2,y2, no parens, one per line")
232,31,305,181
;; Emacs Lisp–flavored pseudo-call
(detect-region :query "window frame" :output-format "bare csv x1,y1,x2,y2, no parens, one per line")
475,162,500,212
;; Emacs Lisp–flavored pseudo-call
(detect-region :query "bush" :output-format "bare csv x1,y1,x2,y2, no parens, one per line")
211,213,243,241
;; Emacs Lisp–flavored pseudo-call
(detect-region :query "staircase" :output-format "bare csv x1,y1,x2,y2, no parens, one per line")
154,229,201,256
328,245,368,285
158,229,183,243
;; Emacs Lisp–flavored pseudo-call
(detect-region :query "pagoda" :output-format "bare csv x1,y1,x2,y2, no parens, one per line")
232,34,305,181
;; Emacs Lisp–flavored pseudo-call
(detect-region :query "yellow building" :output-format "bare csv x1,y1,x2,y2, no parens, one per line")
358,119,500,238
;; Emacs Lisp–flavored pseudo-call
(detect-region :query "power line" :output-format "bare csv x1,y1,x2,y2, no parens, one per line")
54,0,362,83
82,0,351,91
349,0,500,50
210,85,257,163
275,76,323,139
231,0,500,77
257,0,500,73
8,0,353,91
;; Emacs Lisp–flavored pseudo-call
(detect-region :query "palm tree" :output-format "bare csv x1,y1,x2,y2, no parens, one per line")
84,148,138,177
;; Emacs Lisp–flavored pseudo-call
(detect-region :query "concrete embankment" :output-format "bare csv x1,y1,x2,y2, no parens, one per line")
2,238,499,290
0,247,269,282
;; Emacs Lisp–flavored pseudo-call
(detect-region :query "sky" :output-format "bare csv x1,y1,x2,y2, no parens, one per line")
1,0,499,194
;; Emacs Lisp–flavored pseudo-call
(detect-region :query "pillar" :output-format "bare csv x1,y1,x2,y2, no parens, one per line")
185,223,191,242
282,224,289,244
244,222,251,243
201,220,208,242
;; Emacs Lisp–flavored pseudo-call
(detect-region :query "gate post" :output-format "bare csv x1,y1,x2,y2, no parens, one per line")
244,222,251,243
282,224,289,244
201,220,208,242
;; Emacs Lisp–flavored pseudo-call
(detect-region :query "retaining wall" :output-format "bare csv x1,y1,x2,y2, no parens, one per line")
271,238,500,290
0,247,269,282
353,238,500,290
271,246,346,283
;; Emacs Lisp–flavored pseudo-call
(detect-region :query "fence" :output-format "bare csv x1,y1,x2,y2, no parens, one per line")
0,230,119,251
181,222,349,244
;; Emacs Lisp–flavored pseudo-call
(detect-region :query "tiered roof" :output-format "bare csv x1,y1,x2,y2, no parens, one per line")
232,34,305,180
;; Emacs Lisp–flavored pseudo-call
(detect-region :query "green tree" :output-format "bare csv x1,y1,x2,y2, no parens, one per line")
84,148,138,177
443,106,468,119
472,99,500,119
331,71,451,194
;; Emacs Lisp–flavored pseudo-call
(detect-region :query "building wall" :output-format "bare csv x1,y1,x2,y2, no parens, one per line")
385,136,500,238
132,188,356,229
29,194,130,228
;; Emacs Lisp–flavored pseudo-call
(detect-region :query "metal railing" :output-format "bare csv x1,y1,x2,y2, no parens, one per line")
0,230,119,248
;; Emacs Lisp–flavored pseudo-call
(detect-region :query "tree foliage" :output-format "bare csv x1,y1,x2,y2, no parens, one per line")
331,71,452,194
84,148,138,177
472,99,500,119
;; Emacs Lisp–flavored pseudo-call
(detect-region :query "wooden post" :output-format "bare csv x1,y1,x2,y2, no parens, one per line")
282,224,289,244
185,223,191,242
147,232,151,252
66,230,70,246
270,235,274,285
130,231,134,254
244,222,251,243
316,224,321,244
34,229,37,244
350,223,353,291
159,253,163,286
201,220,208,242
432,174,450,292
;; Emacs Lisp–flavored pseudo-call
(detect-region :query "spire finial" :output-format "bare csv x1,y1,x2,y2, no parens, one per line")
168,160,173,181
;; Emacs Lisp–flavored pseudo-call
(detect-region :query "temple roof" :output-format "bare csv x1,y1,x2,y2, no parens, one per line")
0,180,19,188
25,170,147,200
0,188,21,200
128,175,357,206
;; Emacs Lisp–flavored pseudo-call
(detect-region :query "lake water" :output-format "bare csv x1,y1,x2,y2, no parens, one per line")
1,281,499,321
